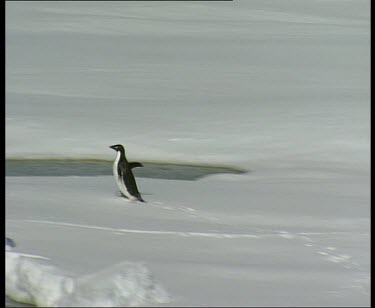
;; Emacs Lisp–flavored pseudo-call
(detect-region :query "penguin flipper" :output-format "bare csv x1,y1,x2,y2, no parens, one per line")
129,162,143,169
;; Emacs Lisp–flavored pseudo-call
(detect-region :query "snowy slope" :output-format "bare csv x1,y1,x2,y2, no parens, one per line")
6,0,369,169
5,0,370,306
6,170,370,306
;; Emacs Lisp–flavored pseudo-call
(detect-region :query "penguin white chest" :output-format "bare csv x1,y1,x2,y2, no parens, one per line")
113,151,121,179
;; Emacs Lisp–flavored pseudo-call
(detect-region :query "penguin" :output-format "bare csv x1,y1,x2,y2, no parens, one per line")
6,238,15,250
109,144,145,202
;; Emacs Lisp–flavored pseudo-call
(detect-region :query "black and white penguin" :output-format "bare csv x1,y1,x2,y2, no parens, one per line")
109,144,145,202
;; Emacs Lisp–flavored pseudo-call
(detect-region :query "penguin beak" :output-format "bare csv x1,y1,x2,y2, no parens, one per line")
109,145,116,150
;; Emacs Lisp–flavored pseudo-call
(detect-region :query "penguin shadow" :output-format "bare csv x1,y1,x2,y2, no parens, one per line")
115,191,218,222
115,191,195,214
116,191,153,200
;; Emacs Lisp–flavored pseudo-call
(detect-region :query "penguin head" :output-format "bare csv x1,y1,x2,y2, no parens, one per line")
109,144,125,153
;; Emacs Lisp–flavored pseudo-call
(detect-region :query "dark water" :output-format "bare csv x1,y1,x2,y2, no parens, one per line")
5,159,246,181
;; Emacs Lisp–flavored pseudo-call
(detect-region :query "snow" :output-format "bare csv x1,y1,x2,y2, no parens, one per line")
6,242,169,307
6,171,370,306
6,0,370,307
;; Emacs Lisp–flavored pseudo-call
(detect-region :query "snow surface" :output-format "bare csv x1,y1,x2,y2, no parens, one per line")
6,171,370,306
6,0,370,307
6,241,169,307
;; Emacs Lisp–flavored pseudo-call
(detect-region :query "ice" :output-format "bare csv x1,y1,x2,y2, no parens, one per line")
5,173,370,306
6,0,370,306
5,1,369,170
6,242,169,307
